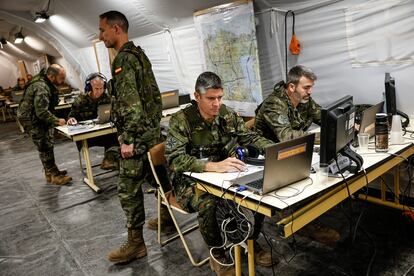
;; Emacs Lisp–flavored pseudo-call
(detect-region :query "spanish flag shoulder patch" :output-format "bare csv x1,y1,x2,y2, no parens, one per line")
115,67,122,75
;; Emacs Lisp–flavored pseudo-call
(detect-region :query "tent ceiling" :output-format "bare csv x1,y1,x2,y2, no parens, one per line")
0,0,236,48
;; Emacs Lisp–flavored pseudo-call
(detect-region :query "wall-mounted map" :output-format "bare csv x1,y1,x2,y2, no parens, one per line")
194,0,262,116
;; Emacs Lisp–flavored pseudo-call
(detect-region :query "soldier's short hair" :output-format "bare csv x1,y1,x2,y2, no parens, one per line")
46,64,64,77
99,11,129,33
287,65,317,86
195,71,223,95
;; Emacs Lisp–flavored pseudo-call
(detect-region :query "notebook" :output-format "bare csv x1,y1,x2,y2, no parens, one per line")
161,89,179,110
359,102,384,138
95,104,111,124
230,133,315,195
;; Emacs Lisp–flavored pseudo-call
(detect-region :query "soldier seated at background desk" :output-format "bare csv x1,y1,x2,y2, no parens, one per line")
67,72,118,170
12,77,26,91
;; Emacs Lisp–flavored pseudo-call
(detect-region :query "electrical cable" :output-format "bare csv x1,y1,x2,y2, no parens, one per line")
262,231,277,276
335,157,355,238
333,155,379,276
284,10,295,80
207,178,256,267
402,263,414,276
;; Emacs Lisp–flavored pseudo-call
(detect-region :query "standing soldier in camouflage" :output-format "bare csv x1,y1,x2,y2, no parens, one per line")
99,11,163,263
166,72,276,275
17,64,72,185
67,73,119,170
254,65,321,143
254,65,340,245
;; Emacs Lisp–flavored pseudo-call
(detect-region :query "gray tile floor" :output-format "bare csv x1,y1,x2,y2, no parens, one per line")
1,121,414,276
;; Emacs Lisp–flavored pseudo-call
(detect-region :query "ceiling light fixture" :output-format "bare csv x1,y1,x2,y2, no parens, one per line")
34,11,50,23
14,29,24,44
34,0,51,23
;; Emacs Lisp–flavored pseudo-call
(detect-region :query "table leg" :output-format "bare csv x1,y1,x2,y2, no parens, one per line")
247,239,255,276
234,245,242,276
81,139,101,193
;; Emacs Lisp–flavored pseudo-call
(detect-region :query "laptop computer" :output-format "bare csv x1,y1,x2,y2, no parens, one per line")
95,104,111,124
12,90,24,103
230,133,315,195
161,89,179,110
359,101,384,137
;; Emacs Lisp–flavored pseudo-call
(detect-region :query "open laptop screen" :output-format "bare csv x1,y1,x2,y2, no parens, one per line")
161,90,179,110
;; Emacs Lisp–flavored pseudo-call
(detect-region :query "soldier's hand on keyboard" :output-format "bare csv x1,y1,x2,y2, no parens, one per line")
204,157,246,173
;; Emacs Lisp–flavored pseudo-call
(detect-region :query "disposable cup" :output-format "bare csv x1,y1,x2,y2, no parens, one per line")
357,133,369,152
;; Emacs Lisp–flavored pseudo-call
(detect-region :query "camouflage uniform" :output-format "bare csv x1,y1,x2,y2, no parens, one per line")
165,102,273,247
68,91,111,121
254,82,321,143
68,91,118,160
110,41,162,229
17,69,61,173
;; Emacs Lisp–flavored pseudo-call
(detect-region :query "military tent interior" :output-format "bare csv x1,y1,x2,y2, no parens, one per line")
1,0,414,275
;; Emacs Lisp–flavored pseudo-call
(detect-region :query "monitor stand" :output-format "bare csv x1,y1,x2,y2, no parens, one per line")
325,146,363,177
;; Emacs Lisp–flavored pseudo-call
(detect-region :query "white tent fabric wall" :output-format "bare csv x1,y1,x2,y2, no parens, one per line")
132,32,182,93
0,53,19,88
76,46,100,86
1,0,414,116
345,0,414,68
131,26,203,96
255,0,414,116
168,26,204,96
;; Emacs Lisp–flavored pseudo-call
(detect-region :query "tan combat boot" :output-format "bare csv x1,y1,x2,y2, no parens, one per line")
209,249,235,276
45,168,68,182
254,242,278,267
100,158,117,170
45,171,52,183
107,228,147,263
299,222,340,245
50,174,72,185
147,205,175,233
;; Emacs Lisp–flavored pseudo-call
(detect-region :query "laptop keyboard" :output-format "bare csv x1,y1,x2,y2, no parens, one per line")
247,178,264,189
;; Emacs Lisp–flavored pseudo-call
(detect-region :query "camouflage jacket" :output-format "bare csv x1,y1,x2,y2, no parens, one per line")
17,69,59,127
110,41,162,151
165,102,274,175
68,91,111,121
254,83,321,143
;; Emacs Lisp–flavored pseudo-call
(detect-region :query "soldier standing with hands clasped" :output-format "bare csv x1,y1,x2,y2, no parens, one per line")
99,10,163,263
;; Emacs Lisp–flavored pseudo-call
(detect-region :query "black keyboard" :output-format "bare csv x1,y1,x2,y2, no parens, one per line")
247,178,264,189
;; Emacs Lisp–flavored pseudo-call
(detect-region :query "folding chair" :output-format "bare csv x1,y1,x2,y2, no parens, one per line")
147,142,209,267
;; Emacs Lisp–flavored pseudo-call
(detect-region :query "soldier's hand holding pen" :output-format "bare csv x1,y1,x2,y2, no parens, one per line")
203,157,246,173
67,117,78,125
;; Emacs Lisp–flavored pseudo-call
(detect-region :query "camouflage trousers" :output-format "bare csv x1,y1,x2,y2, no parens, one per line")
28,125,56,173
118,153,155,229
174,176,265,247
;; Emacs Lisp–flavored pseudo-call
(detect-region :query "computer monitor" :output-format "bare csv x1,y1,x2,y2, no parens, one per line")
384,73,409,128
320,95,363,173
384,73,396,115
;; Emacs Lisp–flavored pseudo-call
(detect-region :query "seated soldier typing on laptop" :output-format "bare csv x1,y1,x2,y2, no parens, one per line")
165,72,276,275
254,65,340,245
67,72,119,170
